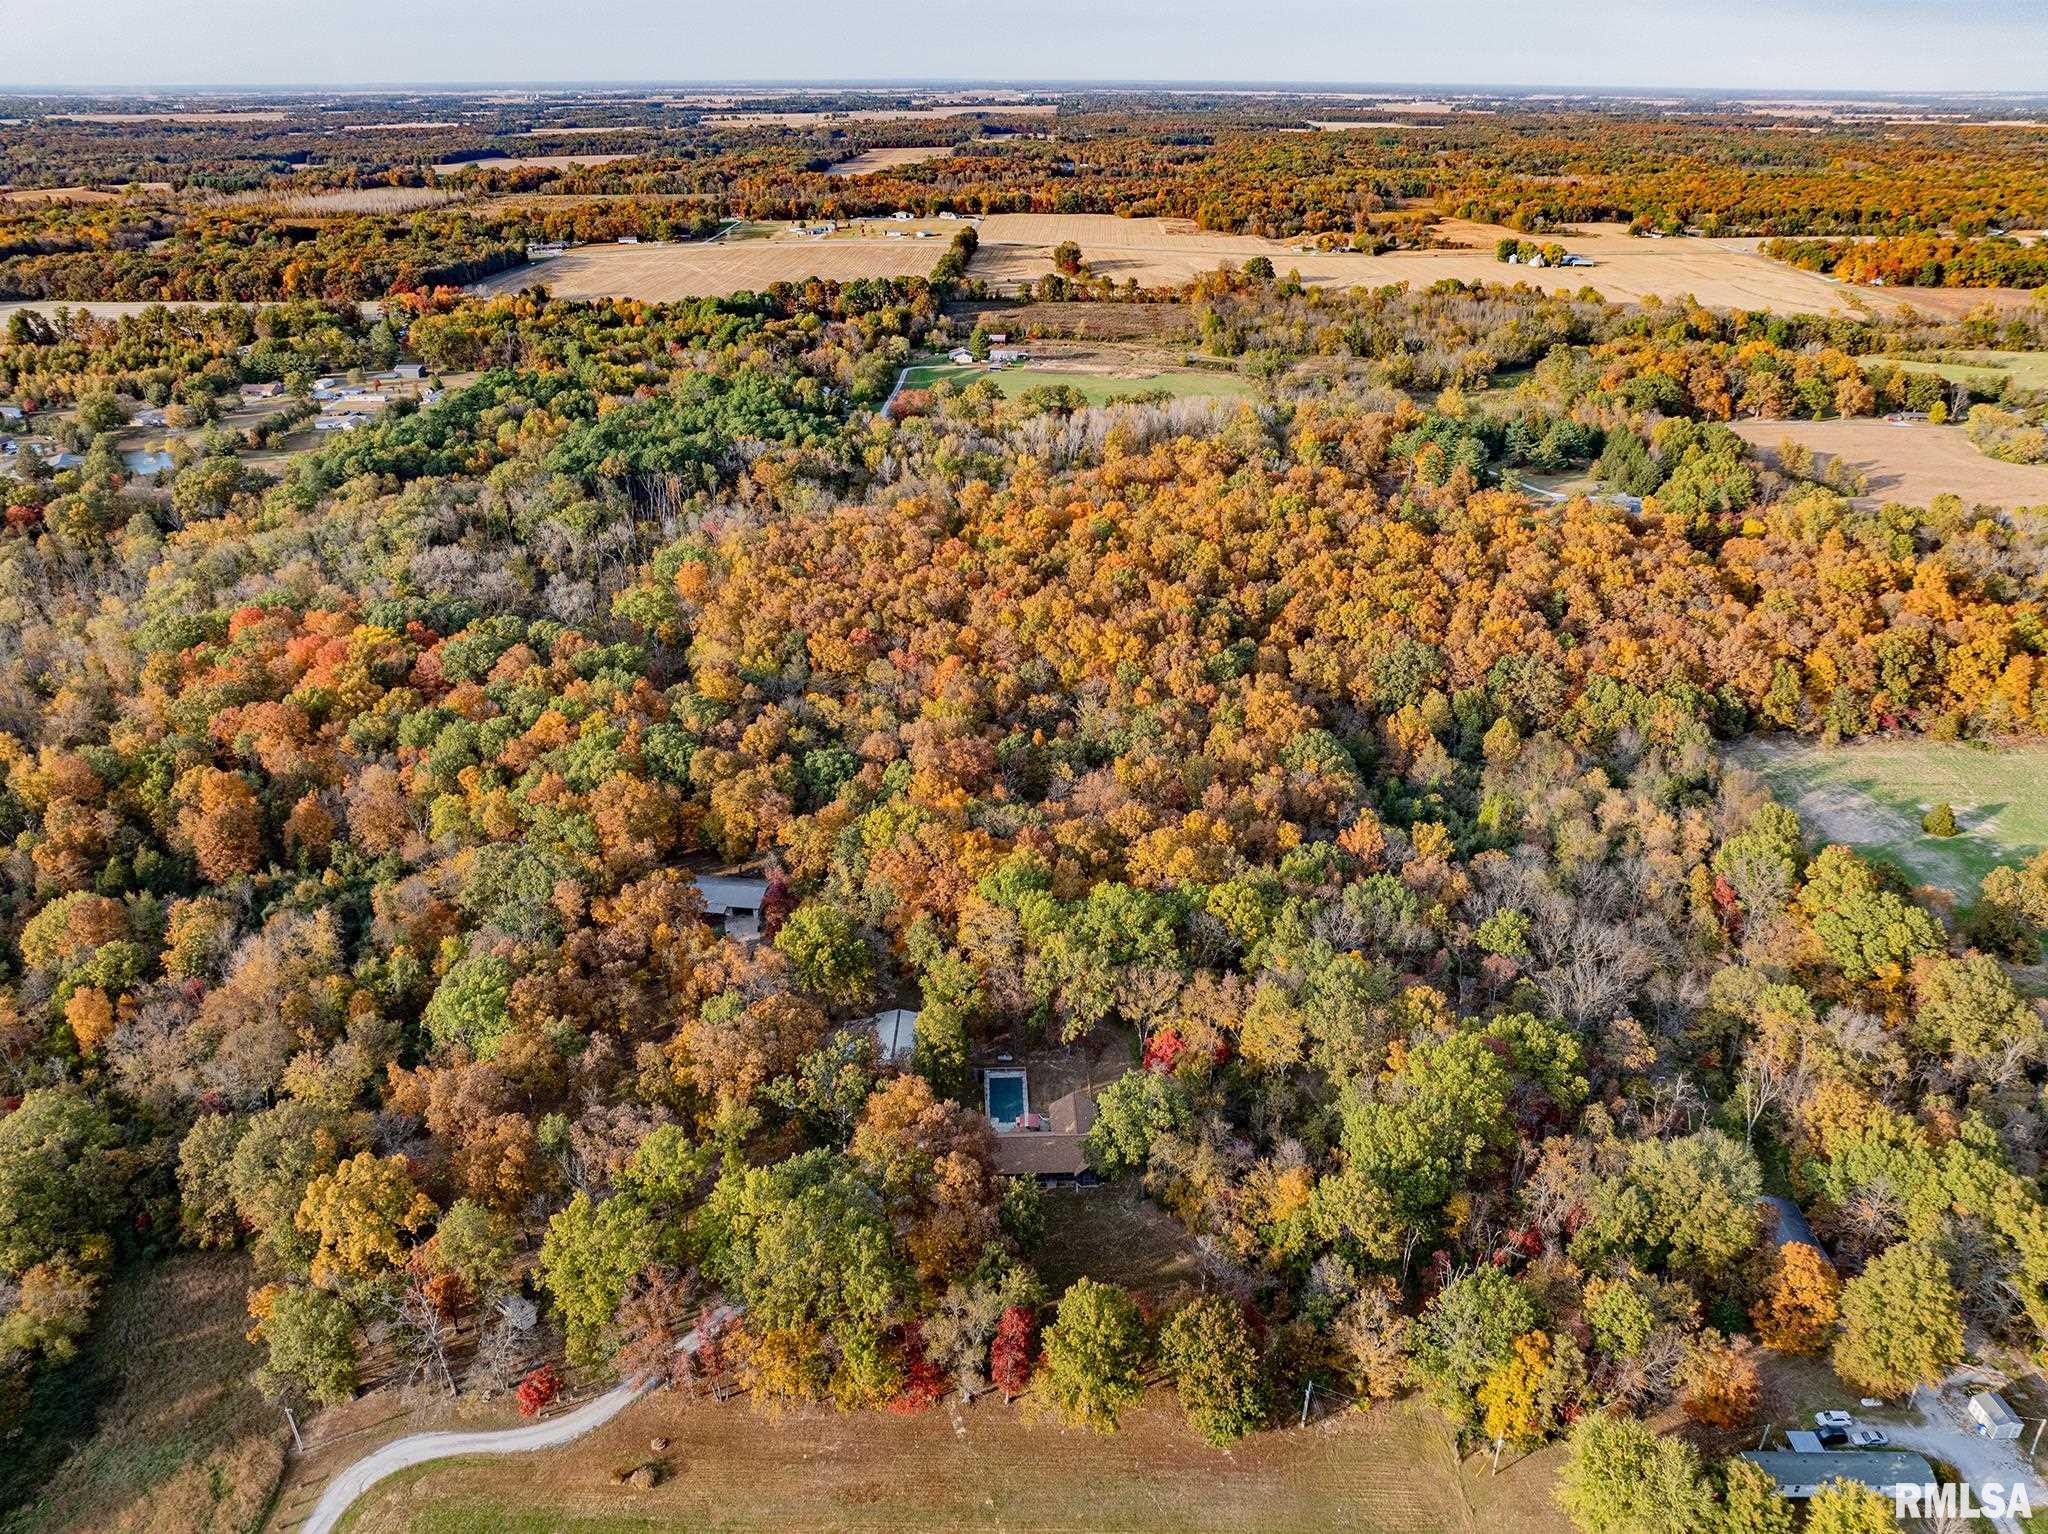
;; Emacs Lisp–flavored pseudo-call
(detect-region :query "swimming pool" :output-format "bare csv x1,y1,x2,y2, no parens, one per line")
984,1069,1028,1128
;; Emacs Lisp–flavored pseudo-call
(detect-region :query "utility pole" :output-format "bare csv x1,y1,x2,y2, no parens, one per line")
1300,1381,1313,1428
2031,1416,2045,1458
282,1405,303,1454
1490,1436,1504,1475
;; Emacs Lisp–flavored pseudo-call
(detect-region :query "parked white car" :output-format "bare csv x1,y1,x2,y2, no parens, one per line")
1815,1410,1854,1429
1850,1427,1889,1448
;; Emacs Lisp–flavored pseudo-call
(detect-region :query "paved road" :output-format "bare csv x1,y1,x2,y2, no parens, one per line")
297,1305,735,1534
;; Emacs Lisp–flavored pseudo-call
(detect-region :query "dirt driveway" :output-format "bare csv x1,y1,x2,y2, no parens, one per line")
1884,1384,2047,1534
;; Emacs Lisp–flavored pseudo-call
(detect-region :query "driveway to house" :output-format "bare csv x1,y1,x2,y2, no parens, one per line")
297,1305,736,1534
1881,1384,2047,1534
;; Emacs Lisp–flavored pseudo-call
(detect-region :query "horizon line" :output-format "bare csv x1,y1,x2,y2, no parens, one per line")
3,78,2047,100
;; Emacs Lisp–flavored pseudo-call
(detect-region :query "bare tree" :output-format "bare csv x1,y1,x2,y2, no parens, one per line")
389,1278,458,1401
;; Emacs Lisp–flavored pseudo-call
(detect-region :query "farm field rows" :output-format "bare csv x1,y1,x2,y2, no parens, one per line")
1732,736,2048,897
468,237,943,300
1727,416,2048,508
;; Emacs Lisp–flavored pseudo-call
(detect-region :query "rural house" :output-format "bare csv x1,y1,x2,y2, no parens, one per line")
692,872,770,941
987,1085,1100,1185
1738,1450,1936,1501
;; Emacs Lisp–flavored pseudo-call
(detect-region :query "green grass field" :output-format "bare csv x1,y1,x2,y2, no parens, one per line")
1731,737,2048,897
900,361,1253,406
1868,351,2048,395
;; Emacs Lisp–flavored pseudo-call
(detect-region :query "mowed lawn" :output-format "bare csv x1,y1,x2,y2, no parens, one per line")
1732,736,2048,897
334,1388,1564,1534
901,361,1253,405
1869,351,2048,394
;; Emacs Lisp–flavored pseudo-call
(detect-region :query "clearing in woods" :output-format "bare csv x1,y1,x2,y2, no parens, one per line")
968,214,2031,317
1726,417,2048,509
826,147,953,175
322,1388,1564,1534
1731,736,2048,897
1869,350,2048,394
467,237,943,301
901,359,1253,406
13,1253,289,1534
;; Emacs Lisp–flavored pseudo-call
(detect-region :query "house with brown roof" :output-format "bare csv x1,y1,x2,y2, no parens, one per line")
989,1088,1100,1185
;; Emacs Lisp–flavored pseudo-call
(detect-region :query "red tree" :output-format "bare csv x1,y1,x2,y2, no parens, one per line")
990,1305,1037,1402
516,1363,563,1417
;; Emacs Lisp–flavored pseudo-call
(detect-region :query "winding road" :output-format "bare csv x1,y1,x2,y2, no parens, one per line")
297,1305,735,1534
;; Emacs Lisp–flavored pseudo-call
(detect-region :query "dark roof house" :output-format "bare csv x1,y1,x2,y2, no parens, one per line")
1738,1449,1935,1501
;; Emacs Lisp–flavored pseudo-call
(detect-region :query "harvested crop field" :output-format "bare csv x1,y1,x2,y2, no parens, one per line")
215,187,460,213
468,238,942,300
970,214,2017,317
328,1388,1567,1534
434,152,639,174
1731,737,2048,898
826,146,953,175
0,186,121,204
1727,417,2048,508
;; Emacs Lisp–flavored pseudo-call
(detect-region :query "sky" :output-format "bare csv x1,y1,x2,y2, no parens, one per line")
1,0,2044,94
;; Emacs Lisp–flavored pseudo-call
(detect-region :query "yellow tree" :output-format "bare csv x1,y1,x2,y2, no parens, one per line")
295,1152,436,1289
1752,1241,1842,1355
1479,1331,1553,1448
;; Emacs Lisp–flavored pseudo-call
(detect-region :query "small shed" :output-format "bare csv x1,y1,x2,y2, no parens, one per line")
0,404,24,422
1969,1392,2024,1440
395,361,426,380
1783,1430,1824,1454
870,1008,918,1065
